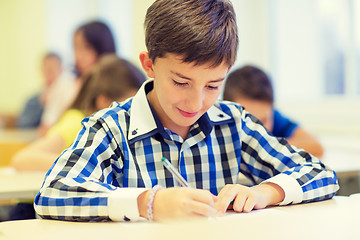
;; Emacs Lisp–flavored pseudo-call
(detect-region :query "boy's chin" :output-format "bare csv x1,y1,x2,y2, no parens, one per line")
178,116,201,127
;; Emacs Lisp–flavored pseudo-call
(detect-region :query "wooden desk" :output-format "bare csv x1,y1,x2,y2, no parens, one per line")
0,129,38,166
0,196,359,240
0,168,46,201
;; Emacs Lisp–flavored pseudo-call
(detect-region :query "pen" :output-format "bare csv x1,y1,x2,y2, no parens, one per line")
161,157,190,187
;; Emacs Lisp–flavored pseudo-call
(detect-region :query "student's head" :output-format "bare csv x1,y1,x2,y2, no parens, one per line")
140,0,238,133
143,0,238,67
74,21,116,75
42,53,62,87
71,54,146,116
223,65,274,130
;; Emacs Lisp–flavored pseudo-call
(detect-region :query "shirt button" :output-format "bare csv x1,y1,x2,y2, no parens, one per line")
132,128,138,135
218,114,224,118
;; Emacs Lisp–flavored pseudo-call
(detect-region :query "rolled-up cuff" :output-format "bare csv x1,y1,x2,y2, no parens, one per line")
263,174,303,205
108,188,148,221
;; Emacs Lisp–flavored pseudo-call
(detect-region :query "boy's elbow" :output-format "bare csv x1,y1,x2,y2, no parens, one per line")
34,189,59,220
323,169,340,200
34,191,47,219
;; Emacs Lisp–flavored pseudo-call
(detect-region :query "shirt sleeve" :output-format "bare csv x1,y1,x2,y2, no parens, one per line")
108,188,148,221
34,112,140,222
238,109,339,205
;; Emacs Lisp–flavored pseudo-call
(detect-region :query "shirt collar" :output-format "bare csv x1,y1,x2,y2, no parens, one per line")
128,79,157,143
128,79,233,143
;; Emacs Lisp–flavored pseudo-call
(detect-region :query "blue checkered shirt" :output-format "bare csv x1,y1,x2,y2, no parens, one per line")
34,80,339,221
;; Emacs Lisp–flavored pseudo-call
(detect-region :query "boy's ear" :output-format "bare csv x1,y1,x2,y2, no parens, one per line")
227,66,232,73
139,51,155,78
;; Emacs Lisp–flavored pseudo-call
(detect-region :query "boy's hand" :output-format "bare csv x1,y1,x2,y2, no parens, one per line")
140,187,218,221
215,183,285,215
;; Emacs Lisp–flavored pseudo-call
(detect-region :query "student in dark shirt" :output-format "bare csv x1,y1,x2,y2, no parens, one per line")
223,65,324,158
17,53,62,128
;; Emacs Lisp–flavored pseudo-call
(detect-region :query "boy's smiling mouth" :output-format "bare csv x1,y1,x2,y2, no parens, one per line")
177,108,199,118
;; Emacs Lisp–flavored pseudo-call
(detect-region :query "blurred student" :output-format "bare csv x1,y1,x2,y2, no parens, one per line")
16,53,62,128
11,54,146,171
223,65,324,158
38,21,117,135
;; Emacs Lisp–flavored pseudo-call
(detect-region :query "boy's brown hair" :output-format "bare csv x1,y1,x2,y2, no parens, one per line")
144,0,238,67
223,65,274,103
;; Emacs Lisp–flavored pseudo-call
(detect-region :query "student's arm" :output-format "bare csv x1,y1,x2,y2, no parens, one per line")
35,117,117,221
11,134,65,171
137,187,218,220
215,182,284,214
287,127,324,159
35,113,218,222
216,108,338,214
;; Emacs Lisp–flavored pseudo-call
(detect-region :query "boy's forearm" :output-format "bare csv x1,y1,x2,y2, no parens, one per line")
253,182,285,206
137,190,151,219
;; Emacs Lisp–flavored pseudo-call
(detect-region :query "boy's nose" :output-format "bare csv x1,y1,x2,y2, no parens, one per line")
187,89,203,112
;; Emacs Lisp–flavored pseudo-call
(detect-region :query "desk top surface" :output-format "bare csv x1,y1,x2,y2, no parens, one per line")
0,196,359,240
0,168,46,201
0,129,38,166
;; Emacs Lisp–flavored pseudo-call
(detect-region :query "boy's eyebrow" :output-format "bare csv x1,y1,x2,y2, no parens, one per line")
171,71,225,82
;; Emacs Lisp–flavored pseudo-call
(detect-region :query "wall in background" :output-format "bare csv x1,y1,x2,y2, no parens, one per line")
232,0,271,71
0,0,154,115
0,0,46,114
44,0,136,68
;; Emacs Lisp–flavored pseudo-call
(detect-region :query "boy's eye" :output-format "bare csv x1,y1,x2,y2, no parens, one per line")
207,85,219,90
173,80,187,86
172,79,219,90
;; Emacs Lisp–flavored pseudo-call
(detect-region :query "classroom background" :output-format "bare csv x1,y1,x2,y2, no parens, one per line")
0,0,359,192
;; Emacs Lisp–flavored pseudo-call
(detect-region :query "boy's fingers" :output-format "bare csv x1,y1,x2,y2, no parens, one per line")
233,192,247,212
191,188,217,207
178,193,218,217
212,194,219,203
216,184,234,199
189,201,218,217
243,194,256,212
216,185,242,213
